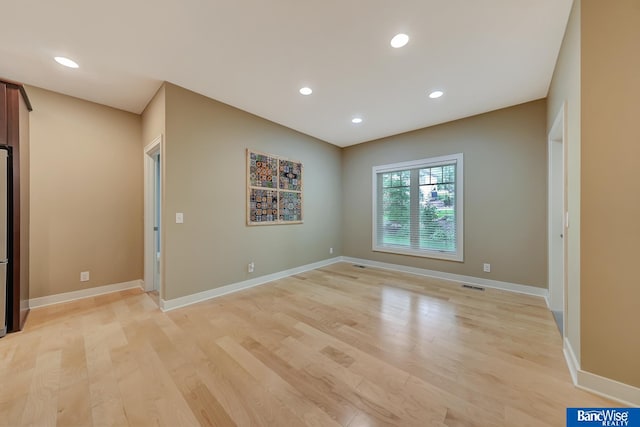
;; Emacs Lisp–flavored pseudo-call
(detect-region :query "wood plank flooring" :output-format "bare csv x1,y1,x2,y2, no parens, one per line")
0,263,617,426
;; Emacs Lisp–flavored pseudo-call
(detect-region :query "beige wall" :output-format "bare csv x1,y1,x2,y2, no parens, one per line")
547,0,581,361
27,86,143,298
342,100,547,287
162,83,342,300
142,84,165,147
580,0,640,388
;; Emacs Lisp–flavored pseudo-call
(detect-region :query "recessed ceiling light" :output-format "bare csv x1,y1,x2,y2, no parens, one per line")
299,87,313,95
390,33,409,48
429,90,444,99
54,56,79,68
352,117,363,124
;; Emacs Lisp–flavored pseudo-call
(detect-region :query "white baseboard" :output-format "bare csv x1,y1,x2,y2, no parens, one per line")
161,255,548,311
563,337,580,385
159,257,342,312
341,256,549,298
29,280,144,309
564,332,639,406
576,370,640,407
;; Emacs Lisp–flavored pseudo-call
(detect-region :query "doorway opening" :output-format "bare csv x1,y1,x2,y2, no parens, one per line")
144,136,163,304
548,105,567,336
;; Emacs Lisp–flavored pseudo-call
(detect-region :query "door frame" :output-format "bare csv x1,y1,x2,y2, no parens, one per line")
547,103,568,335
144,135,163,294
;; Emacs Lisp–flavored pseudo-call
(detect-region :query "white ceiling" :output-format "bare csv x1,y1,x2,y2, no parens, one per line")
0,0,572,147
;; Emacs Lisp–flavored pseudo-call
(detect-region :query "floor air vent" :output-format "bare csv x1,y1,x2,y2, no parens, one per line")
462,284,485,291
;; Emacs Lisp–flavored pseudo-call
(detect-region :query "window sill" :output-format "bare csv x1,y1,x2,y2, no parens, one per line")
372,246,463,262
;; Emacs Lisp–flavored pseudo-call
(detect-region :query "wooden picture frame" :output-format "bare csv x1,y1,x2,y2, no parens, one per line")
247,149,303,225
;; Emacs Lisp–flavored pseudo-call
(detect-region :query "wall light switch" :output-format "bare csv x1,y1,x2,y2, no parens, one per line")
176,213,184,224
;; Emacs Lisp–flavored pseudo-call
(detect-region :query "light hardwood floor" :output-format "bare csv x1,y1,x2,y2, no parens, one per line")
0,263,617,426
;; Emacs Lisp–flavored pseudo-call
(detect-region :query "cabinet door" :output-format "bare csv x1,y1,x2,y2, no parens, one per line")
0,83,6,145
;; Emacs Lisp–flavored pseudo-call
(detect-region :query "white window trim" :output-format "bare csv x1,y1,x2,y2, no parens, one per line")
371,153,464,262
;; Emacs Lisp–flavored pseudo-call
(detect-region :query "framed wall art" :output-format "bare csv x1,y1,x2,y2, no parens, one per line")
247,149,303,225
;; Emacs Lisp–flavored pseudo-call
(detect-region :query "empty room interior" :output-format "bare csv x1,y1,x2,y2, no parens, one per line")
0,0,639,425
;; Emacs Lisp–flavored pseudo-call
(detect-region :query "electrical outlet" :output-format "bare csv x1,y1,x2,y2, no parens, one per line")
176,212,184,224
329,247,333,254
80,271,90,282
248,262,254,273
483,263,491,273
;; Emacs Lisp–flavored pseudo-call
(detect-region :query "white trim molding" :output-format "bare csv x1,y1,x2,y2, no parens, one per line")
160,255,549,311
341,256,548,298
160,257,342,311
577,371,640,408
144,135,163,293
564,338,640,407
564,337,580,385
29,280,144,309
547,103,566,314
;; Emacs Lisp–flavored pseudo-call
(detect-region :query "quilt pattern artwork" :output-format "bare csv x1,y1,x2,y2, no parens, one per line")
249,152,278,188
247,149,303,225
279,160,302,191
279,191,302,221
249,189,278,223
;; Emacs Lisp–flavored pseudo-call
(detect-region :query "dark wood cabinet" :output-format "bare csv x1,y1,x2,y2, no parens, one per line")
0,79,31,332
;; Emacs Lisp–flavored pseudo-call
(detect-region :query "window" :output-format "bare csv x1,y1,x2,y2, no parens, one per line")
372,153,463,261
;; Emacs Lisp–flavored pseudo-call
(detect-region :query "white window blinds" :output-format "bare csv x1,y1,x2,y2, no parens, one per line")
372,153,463,261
